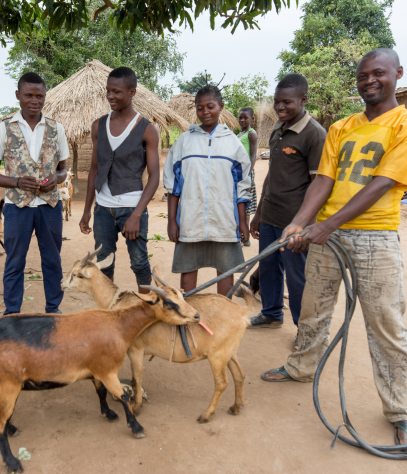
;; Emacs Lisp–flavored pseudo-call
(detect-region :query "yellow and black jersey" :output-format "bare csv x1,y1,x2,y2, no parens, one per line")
317,105,407,230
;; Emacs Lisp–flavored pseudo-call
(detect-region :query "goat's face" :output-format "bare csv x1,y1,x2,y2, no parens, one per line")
61,247,113,294
61,260,95,294
137,284,200,325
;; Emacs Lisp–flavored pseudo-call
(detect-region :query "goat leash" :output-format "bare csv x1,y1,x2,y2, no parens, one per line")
182,236,407,460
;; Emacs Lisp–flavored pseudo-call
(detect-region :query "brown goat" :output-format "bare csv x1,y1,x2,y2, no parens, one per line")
61,249,253,424
0,275,199,473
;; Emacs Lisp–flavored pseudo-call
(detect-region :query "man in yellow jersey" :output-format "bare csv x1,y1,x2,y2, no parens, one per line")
262,48,407,446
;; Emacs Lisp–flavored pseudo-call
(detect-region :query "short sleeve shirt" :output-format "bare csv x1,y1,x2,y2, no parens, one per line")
317,105,407,231
260,112,327,229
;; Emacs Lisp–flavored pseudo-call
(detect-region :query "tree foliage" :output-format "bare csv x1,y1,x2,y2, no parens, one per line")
5,6,184,100
0,0,299,46
278,0,395,78
222,74,269,116
296,37,373,130
0,106,18,119
177,71,215,94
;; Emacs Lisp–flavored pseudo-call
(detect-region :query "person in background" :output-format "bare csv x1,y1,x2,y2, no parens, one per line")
238,107,258,247
264,48,407,447
250,74,327,352
0,72,69,315
79,67,159,292
164,85,251,296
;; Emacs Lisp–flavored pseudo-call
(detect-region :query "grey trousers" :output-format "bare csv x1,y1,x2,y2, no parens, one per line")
285,229,407,423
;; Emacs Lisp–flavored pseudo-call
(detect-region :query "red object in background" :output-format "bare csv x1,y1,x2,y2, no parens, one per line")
41,179,48,185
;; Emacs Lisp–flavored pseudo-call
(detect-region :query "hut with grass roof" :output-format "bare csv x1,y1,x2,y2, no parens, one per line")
255,100,278,148
41,59,189,192
167,92,240,131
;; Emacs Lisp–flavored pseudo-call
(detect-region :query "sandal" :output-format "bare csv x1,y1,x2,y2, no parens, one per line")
394,421,407,447
261,366,294,382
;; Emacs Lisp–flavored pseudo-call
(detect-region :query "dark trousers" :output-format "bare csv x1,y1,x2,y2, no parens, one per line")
3,202,63,315
259,223,307,326
93,203,151,285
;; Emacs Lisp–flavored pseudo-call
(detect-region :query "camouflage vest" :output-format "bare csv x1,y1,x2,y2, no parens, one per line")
3,117,61,208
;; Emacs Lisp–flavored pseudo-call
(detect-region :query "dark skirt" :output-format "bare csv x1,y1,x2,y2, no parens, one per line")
172,241,245,274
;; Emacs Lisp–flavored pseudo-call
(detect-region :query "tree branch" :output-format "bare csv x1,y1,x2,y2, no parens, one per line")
92,0,115,21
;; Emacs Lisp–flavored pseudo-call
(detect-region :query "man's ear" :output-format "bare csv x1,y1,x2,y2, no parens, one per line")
15,90,20,101
396,65,404,81
300,94,308,106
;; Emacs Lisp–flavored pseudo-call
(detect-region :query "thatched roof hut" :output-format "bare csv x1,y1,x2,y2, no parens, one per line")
167,92,240,131
255,101,278,148
41,59,189,191
396,86,407,107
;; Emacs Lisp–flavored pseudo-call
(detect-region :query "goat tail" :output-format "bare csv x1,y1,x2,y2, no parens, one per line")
234,284,256,313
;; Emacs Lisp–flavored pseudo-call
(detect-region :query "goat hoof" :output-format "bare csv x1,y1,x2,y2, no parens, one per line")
197,415,210,424
227,404,242,416
7,423,19,437
131,404,142,416
105,410,119,422
133,430,145,439
6,456,23,473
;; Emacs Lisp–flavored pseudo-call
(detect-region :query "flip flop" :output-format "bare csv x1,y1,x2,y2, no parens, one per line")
261,366,294,382
394,421,407,448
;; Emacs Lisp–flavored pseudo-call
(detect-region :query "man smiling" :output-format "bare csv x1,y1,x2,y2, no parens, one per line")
0,72,69,314
79,67,159,291
250,74,326,351
264,49,407,447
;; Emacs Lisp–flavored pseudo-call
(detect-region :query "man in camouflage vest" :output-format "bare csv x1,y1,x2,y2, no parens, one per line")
0,72,70,314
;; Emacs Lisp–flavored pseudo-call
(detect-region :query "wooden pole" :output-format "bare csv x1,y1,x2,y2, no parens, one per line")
72,141,79,194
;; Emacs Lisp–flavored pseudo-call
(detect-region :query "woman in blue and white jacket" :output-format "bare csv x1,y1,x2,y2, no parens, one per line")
164,85,252,296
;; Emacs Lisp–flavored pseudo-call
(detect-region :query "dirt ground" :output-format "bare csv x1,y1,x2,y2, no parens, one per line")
1,156,407,474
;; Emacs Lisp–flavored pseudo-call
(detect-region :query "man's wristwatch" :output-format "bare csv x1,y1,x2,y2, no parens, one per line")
16,178,21,189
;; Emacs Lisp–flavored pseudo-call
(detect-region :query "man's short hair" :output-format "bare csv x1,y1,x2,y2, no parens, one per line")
108,67,137,89
359,48,400,69
276,74,308,97
239,107,254,117
18,72,46,91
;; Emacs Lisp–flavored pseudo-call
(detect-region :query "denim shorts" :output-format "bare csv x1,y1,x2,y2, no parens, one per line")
93,203,151,285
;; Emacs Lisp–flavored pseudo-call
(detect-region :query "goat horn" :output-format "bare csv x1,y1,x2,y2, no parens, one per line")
80,252,91,266
80,245,102,265
152,267,167,287
88,245,103,261
139,285,167,298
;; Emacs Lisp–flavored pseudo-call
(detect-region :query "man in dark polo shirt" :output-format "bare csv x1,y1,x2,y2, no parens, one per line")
250,74,327,350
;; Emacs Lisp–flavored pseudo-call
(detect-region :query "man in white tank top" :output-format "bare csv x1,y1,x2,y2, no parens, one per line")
79,67,160,290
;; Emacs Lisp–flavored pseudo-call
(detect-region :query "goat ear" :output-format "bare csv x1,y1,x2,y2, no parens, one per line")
79,269,91,279
134,291,160,304
96,253,114,270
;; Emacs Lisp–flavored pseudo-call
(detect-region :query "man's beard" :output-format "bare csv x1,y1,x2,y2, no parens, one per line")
362,87,383,105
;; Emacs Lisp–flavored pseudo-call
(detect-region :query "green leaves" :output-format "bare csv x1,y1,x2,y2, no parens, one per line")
295,37,373,129
5,4,184,100
0,0,298,40
222,73,270,116
277,0,395,80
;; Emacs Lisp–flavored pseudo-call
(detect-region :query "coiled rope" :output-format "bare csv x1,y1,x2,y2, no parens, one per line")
184,236,407,459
